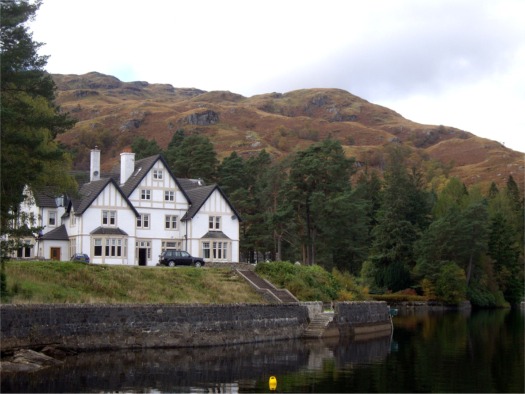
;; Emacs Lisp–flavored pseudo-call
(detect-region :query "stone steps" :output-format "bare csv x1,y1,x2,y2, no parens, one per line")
302,312,335,339
236,269,299,303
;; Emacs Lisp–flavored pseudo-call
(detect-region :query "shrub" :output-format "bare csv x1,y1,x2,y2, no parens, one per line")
420,278,436,300
255,261,366,301
467,282,508,308
332,268,368,301
435,262,467,304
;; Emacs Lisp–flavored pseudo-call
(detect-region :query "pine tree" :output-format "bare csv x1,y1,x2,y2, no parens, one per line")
370,145,431,291
1,0,76,236
131,137,162,160
287,139,355,265
165,133,218,182
1,0,77,297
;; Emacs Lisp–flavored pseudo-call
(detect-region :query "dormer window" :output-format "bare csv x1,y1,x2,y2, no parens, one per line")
48,211,57,227
153,169,163,180
55,196,64,207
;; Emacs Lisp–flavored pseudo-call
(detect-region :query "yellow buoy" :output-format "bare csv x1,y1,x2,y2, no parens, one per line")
269,375,277,391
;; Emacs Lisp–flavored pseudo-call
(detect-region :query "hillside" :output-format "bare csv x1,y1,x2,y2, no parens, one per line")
52,72,524,191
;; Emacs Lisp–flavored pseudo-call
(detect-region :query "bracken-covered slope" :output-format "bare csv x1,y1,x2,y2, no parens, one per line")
52,72,524,191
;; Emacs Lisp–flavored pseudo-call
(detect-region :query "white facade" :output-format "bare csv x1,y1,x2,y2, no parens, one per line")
189,189,240,263
17,149,241,265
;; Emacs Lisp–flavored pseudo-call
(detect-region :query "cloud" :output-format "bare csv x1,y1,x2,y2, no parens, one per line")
248,0,523,100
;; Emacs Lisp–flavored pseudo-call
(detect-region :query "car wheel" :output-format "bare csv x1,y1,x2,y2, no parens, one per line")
168,261,175,267
194,261,202,268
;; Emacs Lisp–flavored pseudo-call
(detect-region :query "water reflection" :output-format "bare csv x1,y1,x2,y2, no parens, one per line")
2,309,523,393
2,334,392,393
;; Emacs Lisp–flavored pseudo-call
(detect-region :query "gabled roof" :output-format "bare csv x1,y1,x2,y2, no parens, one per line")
73,178,139,217
117,155,160,196
181,184,242,222
114,155,191,203
40,224,69,241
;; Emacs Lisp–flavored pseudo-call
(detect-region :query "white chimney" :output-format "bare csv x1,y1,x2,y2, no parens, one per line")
120,151,135,185
90,147,101,182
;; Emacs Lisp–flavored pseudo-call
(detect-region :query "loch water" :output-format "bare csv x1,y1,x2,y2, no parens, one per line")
2,308,524,393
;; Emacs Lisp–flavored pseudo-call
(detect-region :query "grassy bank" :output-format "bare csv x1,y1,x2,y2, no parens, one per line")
1,261,267,304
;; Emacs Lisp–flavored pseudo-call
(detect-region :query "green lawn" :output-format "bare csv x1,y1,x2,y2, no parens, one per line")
1,261,267,304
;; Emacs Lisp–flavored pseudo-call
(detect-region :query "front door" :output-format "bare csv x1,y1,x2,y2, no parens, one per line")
138,248,147,266
50,247,61,261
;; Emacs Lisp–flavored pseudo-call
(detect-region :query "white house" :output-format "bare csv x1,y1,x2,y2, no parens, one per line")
15,148,241,265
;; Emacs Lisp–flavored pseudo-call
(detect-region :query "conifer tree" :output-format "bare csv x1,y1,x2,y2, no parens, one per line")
131,137,162,160
287,139,355,265
1,0,77,296
371,145,431,291
1,0,76,238
165,133,218,182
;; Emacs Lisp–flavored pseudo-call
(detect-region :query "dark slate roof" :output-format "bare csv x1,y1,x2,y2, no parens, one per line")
73,178,139,216
182,184,242,222
40,224,69,241
182,184,216,220
31,188,68,208
202,231,231,239
176,178,206,190
33,190,58,208
90,226,128,235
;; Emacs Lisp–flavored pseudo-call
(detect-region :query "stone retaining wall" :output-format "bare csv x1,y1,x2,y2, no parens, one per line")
335,301,392,337
0,301,393,353
0,304,309,352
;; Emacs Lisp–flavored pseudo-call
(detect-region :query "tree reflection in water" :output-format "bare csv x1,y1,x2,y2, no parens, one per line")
2,334,392,393
2,309,523,393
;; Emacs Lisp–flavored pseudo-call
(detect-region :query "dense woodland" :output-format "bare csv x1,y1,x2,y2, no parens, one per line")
130,134,524,307
1,0,523,307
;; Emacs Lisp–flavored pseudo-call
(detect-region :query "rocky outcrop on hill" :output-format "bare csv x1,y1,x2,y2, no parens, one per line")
182,110,220,126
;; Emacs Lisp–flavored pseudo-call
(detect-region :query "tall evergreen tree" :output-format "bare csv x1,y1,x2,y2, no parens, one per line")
130,137,162,160
371,145,431,291
287,139,355,265
264,158,297,262
165,133,218,182
1,0,76,234
487,187,524,304
1,0,76,297
353,169,382,228
217,151,248,196
505,175,521,212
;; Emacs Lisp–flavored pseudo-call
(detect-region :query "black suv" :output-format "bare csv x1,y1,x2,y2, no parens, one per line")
71,253,90,263
158,250,205,268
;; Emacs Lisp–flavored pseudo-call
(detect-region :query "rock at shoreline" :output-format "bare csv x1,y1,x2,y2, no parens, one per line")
0,349,63,373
